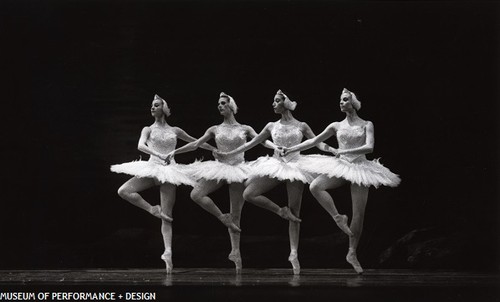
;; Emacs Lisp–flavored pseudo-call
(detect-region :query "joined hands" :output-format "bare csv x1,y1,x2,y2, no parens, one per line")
277,146,341,158
213,149,228,159
163,151,175,165
276,146,287,157
327,147,340,158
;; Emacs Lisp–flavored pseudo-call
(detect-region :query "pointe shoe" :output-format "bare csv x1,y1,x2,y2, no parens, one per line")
228,251,242,273
288,252,300,275
160,212,173,223
161,252,173,274
278,207,302,222
152,205,173,222
346,249,363,274
219,214,242,233
333,214,353,236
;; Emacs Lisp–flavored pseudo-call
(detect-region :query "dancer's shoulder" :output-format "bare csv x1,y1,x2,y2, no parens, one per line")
142,125,153,133
358,120,373,129
327,121,340,131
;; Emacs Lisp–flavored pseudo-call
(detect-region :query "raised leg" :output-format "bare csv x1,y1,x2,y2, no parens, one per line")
309,175,352,236
243,176,299,221
117,177,170,220
190,179,240,232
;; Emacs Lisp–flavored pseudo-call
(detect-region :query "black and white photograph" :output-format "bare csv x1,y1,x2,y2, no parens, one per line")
0,0,498,301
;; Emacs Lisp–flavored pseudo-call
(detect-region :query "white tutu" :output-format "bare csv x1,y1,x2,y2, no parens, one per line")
248,155,315,183
110,160,195,186
186,160,252,184
299,154,401,188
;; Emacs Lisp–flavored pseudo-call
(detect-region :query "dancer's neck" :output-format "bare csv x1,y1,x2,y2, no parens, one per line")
222,114,238,125
153,117,168,127
345,110,360,123
280,110,294,122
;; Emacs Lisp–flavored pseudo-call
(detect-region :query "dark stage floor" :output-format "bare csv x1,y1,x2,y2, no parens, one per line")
0,269,498,302
0,268,498,287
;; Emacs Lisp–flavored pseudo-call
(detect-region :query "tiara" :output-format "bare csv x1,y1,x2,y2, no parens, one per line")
342,88,352,94
154,94,165,102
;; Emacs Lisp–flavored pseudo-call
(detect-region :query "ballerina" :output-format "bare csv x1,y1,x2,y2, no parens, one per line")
110,94,216,274
282,88,401,274
216,89,334,275
165,92,278,272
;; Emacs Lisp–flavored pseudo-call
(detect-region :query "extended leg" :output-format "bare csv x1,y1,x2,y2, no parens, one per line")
227,182,245,273
346,183,369,274
286,181,304,275
159,183,176,274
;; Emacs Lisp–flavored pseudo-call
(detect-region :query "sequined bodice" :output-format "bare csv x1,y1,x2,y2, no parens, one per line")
337,124,366,162
147,126,177,164
214,124,247,165
271,122,303,162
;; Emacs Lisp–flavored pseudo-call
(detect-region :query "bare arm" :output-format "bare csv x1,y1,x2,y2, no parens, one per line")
337,122,375,155
245,125,277,150
302,122,335,152
169,126,216,156
137,127,166,159
285,123,337,154
220,123,273,156
174,127,216,152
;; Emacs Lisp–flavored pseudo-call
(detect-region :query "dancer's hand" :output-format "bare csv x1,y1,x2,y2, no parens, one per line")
213,149,228,158
212,149,224,160
329,148,340,158
165,151,175,165
275,146,286,157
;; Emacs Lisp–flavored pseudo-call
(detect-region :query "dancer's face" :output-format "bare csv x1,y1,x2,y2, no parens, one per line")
339,93,354,112
151,99,170,118
273,95,286,114
218,97,231,116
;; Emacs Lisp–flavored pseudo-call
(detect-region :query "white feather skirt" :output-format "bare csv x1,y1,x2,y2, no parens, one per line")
299,154,401,188
110,160,195,186
248,155,316,183
185,160,252,184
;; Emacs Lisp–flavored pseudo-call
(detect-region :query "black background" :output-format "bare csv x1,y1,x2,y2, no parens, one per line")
0,0,498,271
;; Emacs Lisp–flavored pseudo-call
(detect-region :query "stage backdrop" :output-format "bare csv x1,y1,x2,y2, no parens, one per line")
0,0,498,270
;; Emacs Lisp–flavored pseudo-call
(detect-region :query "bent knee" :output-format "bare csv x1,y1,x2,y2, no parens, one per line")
117,186,129,198
242,189,255,201
190,190,203,202
309,182,324,194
